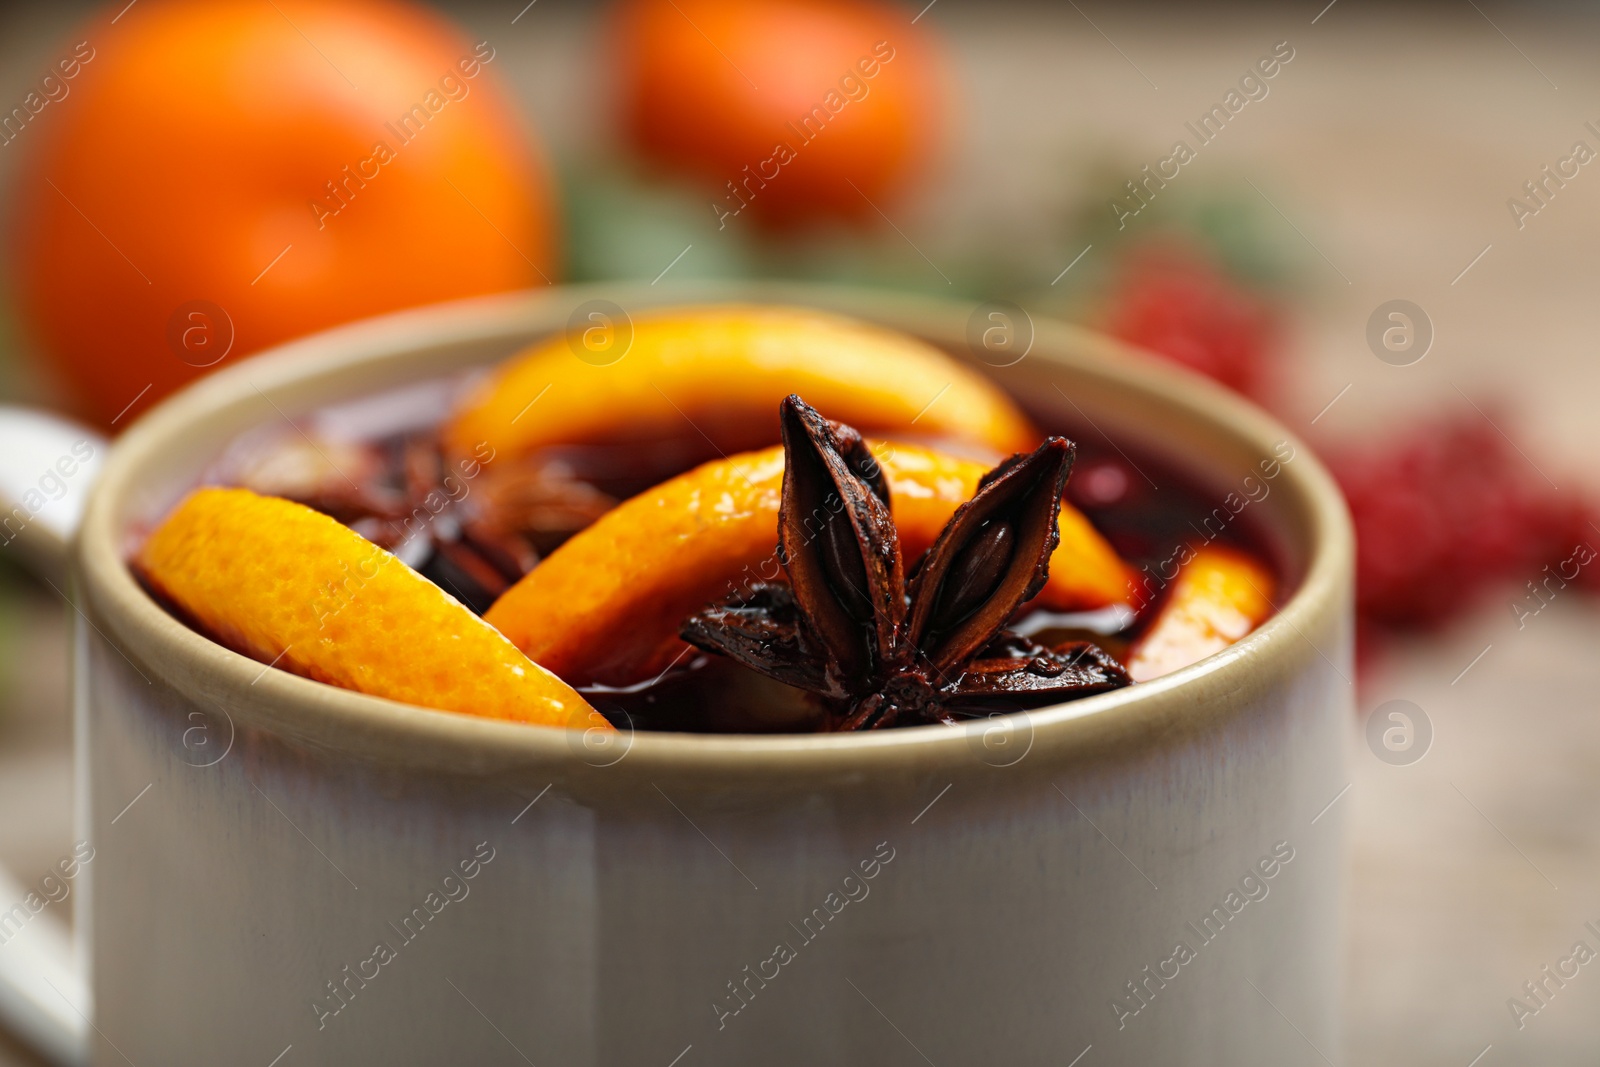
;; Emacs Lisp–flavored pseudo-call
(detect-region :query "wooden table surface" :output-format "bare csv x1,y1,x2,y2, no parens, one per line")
2,3,1598,1064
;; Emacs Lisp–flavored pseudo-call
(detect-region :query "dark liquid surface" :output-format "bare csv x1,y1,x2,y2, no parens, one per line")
1065,437,1282,614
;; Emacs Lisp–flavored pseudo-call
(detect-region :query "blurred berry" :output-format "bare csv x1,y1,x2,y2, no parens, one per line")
1327,413,1597,635
1104,245,1278,404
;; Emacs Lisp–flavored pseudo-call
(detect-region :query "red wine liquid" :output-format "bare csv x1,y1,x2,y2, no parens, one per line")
206,379,1285,734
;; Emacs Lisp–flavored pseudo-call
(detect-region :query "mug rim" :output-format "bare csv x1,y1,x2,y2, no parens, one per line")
76,282,1353,782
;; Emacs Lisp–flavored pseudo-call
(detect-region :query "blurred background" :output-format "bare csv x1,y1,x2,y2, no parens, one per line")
2,1,1599,1063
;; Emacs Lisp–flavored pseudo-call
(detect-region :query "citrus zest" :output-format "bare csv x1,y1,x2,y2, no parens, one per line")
136,487,599,728
1125,545,1276,682
442,305,1037,462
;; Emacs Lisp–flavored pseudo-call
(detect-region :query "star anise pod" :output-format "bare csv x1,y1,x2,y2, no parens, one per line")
223,427,614,614
680,395,1130,730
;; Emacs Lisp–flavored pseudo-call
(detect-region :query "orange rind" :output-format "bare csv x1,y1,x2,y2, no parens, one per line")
1125,544,1275,682
442,304,1038,462
485,441,1135,687
135,487,599,728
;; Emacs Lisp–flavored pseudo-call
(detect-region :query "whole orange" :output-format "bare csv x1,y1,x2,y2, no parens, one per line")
7,0,556,428
610,0,944,227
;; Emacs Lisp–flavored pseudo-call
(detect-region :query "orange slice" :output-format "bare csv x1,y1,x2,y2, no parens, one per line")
485,442,1134,687
135,487,599,728
442,304,1037,461
1125,545,1275,682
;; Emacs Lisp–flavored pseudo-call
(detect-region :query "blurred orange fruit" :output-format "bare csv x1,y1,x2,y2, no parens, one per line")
137,487,597,727
443,304,1037,462
1126,545,1275,682
8,0,556,428
610,0,944,226
485,440,1133,687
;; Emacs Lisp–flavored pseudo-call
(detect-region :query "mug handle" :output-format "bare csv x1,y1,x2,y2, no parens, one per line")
0,405,107,1067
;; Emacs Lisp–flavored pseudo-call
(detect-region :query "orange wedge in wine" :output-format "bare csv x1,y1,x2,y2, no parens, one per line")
1125,545,1275,682
136,487,600,728
485,442,1134,687
442,304,1037,461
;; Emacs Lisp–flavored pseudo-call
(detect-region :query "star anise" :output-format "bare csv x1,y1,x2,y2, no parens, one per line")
680,395,1130,730
222,427,614,614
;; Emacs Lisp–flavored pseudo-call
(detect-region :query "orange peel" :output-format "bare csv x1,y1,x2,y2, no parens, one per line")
1125,545,1275,682
135,487,599,728
442,304,1038,462
485,441,1135,687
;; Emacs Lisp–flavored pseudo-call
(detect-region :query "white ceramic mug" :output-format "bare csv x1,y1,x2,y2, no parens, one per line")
0,284,1352,1066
